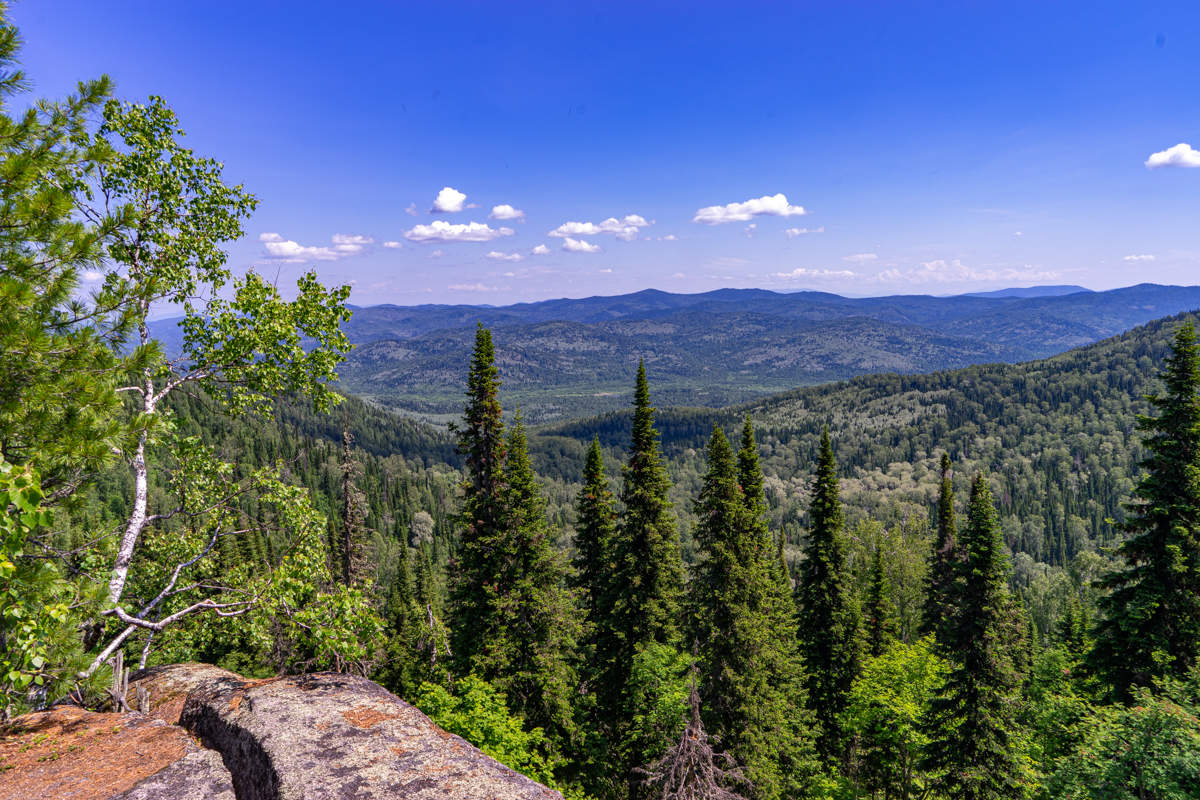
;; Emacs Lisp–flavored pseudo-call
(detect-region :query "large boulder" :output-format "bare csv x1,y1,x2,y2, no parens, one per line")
0,704,235,800
133,663,563,800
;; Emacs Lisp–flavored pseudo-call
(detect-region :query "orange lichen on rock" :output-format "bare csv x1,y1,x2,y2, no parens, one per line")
0,706,189,800
342,705,401,728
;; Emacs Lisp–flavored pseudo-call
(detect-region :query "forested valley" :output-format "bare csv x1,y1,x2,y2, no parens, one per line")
5,8,1200,800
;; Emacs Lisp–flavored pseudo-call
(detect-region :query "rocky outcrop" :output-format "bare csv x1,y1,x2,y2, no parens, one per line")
0,704,235,800
2,664,562,800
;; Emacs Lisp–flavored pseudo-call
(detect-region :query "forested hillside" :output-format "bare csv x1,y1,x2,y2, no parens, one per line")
152,282,1200,421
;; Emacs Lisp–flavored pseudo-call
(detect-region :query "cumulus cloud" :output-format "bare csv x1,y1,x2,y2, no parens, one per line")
487,250,524,262
331,233,373,255
843,253,878,263
562,237,601,253
1145,143,1200,169
260,232,347,262
692,193,807,225
785,226,824,238
405,203,419,217
382,241,403,249
404,220,515,243
531,243,551,255
490,204,526,221
743,223,757,238
548,214,650,242
660,234,678,241
431,186,467,212
773,268,856,279
1124,254,1156,262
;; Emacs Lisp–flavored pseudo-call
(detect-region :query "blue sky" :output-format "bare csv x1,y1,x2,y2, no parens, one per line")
14,1,1200,304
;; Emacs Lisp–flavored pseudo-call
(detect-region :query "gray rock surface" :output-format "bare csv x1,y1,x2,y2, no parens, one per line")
132,664,562,800
112,749,237,800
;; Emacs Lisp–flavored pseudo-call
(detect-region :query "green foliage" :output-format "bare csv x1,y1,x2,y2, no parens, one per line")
923,452,960,650
0,461,91,713
1091,323,1200,698
623,642,691,777
416,675,565,790
796,428,860,763
1046,673,1200,800
842,637,949,800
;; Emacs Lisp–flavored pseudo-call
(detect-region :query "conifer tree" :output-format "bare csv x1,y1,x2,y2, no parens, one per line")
336,426,369,585
1090,322,1200,699
614,360,686,652
865,542,896,658
496,413,581,741
691,424,817,800
795,427,860,764
921,474,1029,800
923,452,960,649
449,324,510,666
573,436,618,633
449,332,580,743
605,361,687,790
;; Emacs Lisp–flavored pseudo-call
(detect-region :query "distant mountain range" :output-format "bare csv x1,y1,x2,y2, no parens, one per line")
150,282,1200,422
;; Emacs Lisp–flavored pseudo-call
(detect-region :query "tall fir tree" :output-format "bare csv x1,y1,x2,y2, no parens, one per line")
496,412,581,742
864,541,896,658
795,427,860,765
1090,322,1200,699
336,426,369,585
691,423,818,800
449,324,510,667
922,452,960,650
608,360,687,792
921,474,1029,800
573,436,619,635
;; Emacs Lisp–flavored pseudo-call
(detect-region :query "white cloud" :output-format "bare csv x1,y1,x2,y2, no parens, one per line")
487,250,524,262
382,241,403,249
599,268,613,273
83,269,104,281
743,223,757,238
784,226,825,238
562,237,601,253
430,249,445,258
878,259,1060,284
448,282,504,292
660,234,678,241
405,203,419,217
1145,143,1200,169
548,214,650,242
773,268,856,279
259,232,340,262
1013,231,1024,237
490,204,526,221
431,186,467,212
331,233,373,255
843,253,878,263
671,272,687,279
404,220,515,243
692,193,807,225
531,243,551,255
1124,254,1156,262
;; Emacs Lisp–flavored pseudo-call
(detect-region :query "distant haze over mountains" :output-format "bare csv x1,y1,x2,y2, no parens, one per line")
151,282,1200,422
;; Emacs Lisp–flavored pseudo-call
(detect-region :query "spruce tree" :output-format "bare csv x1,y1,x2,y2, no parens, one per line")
449,324,510,666
496,413,581,741
1090,322,1200,699
614,360,686,652
691,423,818,800
922,452,960,649
336,426,369,585
573,436,618,633
865,542,895,658
608,360,686,789
921,474,1029,800
795,427,860,764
